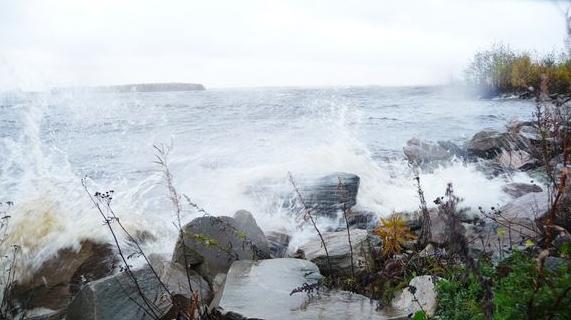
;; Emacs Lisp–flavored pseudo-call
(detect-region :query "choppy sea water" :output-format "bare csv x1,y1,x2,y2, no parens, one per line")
0,86,536,271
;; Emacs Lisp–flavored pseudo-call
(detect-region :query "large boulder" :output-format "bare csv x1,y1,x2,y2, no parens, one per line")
172,210,270,282
467,129,529,159
502,182,543,199
298,229,373,276
67,256,211,320
289,173,360,217
212,259,405,319
391,275,441,317
11,240,117,313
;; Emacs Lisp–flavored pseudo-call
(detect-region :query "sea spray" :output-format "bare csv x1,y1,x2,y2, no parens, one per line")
0,87,539,280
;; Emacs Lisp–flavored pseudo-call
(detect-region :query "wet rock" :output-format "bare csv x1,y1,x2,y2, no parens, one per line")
391,275,441,317
495,149,539,170
519,125,541,141
298,229,373,276
213,259,404,319
499,191,549,222
507,120,534,134
11,240,117,312
266,230,291,258
403,138,453,164
212,273,227,295
289,172,360,217
67,256,211,320
426,211,459,246
172,210,270,281
502,182,543,199
338,209,377,230
487,191,548,242
464,222,529,258
467,129,529,159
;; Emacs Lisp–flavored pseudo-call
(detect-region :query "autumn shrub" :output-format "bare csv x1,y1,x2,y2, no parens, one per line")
374,213,416,257
466,45,571,97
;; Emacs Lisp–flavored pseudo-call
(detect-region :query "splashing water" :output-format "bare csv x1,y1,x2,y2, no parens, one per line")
0,86,537,272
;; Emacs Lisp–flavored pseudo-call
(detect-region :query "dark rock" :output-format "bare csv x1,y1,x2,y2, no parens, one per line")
337,209,377,230
12,240,117,312
266,230,290,258
507,120,534,134
298,229,373,276
289,173,360,217
172,210,270,281
212,259,404,319
67,256,211,320
467,129,529,159
502,182,543,199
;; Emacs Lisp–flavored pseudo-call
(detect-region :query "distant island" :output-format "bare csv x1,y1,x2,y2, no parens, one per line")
51,82,205,93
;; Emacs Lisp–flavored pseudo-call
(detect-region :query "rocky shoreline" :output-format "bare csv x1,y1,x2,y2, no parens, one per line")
7,118,569,320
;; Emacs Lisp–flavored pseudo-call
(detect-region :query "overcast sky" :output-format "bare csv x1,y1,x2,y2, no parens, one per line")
0,0,568,90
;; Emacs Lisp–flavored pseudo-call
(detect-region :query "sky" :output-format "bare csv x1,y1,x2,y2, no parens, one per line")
0,0,568,90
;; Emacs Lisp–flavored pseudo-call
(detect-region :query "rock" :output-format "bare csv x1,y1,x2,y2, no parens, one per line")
391,275,441,317
426,211,456,246
298,229,373,276
495,149,539,170
499,191,548,222
213,259,404,319
67,257,211,320
507,120,534,134
212,273,227,295
519,125,541,141
11,240,117,312
419,244,440,258
467,129,529,159
544,256,567,273
266,230,291,258
464,222,529,258
338,209,377,230
502,182,543,198
544,187,571,233
172,211,270,281
403,138,452,164
290,173,360,217
493,192,548,240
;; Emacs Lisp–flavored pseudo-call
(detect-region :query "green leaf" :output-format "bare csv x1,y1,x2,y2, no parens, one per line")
412,310,426,320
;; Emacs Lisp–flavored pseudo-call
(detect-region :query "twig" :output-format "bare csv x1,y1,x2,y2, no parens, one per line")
288,173,333,276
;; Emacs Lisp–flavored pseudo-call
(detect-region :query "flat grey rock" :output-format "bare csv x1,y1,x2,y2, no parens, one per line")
214,259,404,319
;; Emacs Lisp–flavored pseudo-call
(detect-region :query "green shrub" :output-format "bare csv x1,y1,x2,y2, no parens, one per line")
436,250,571,319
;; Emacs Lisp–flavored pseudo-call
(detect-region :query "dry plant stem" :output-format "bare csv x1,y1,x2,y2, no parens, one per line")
288,173,333,276
415,176,432,250
153,145,196,298
82,179,160,319
337,177,355,280
104,203,173,298
0,246,18,318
